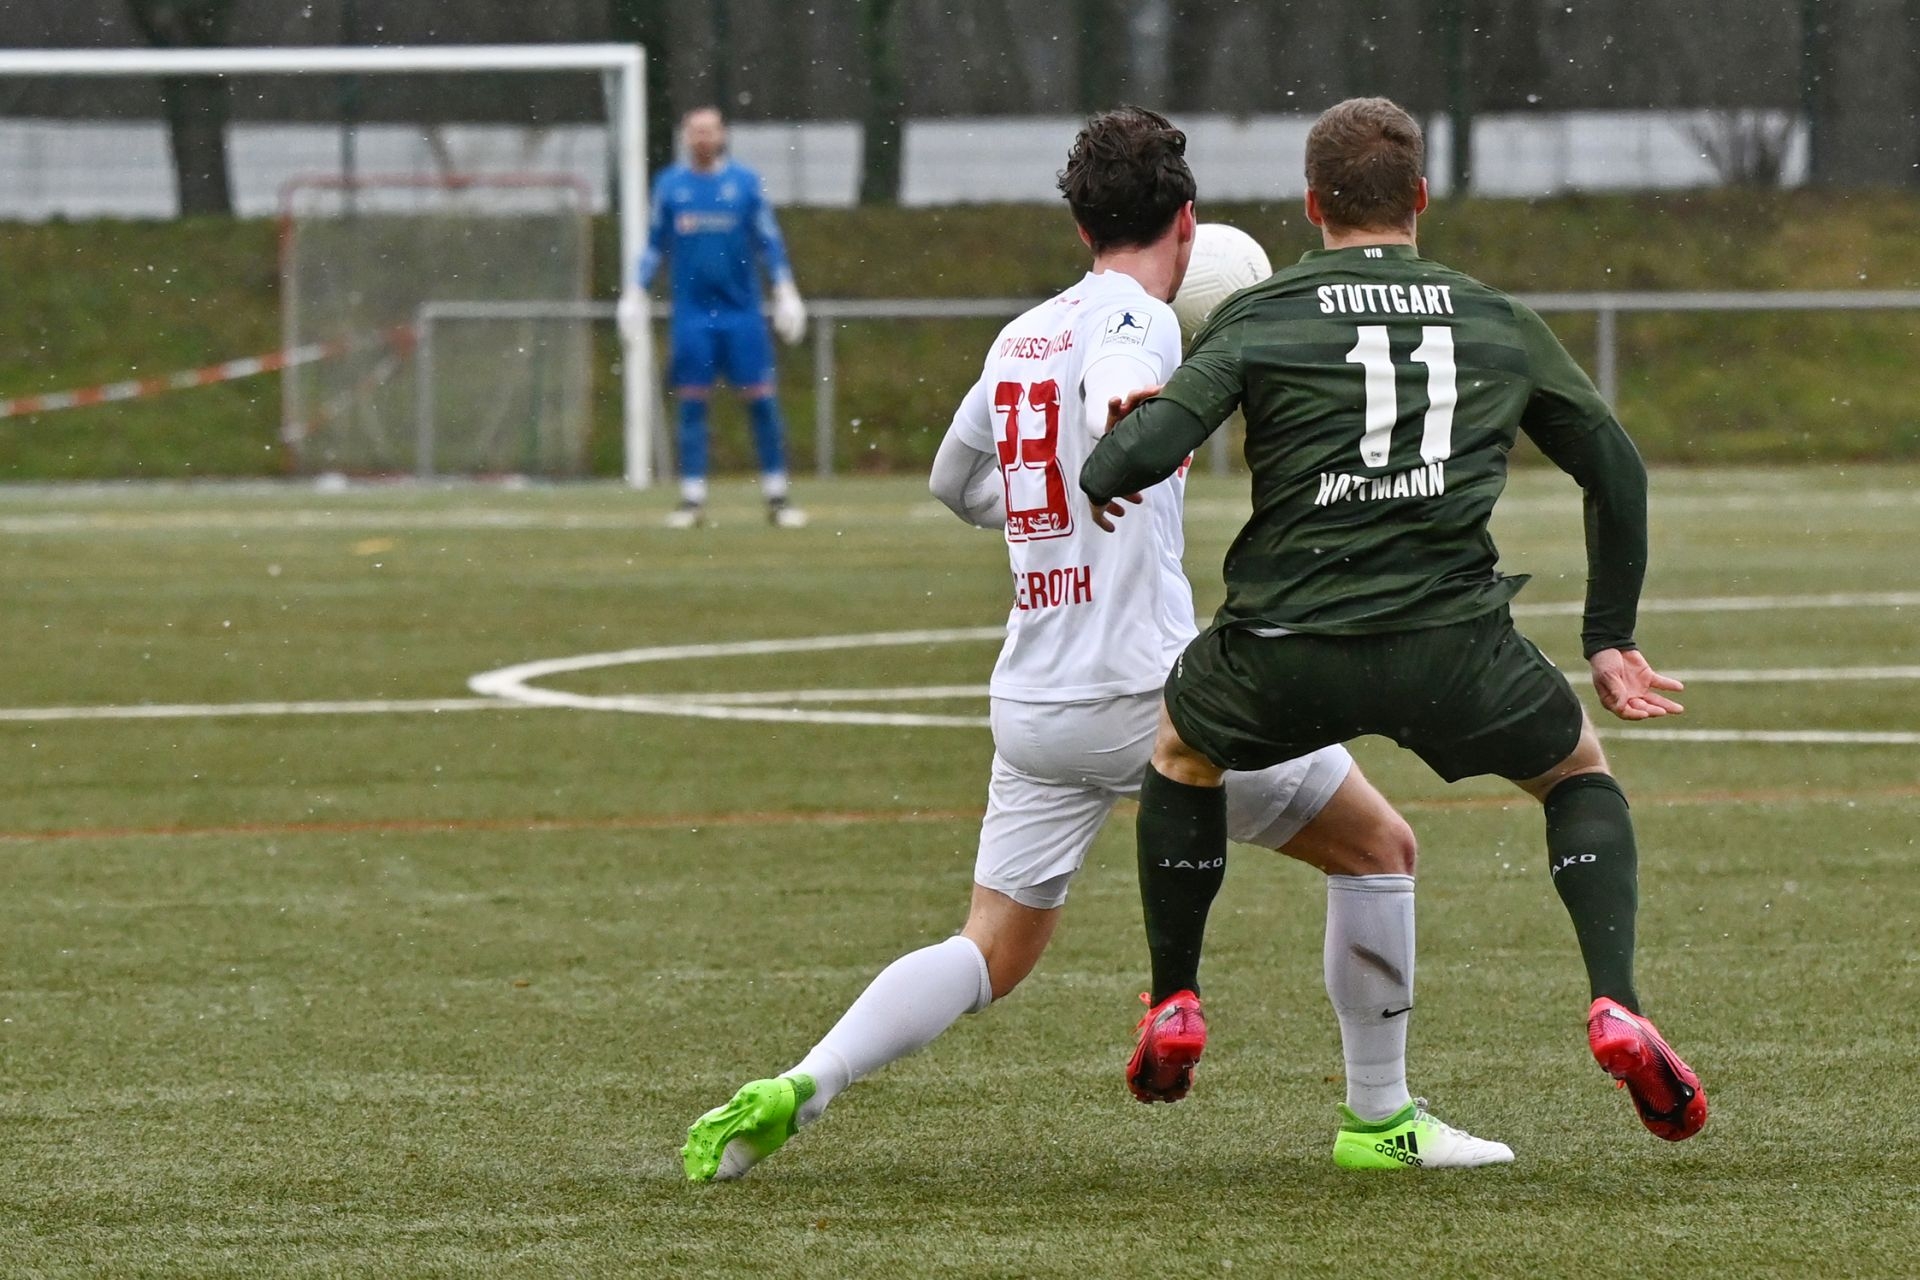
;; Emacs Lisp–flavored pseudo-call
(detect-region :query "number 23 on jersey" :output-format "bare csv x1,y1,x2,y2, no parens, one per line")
993,379,1073,540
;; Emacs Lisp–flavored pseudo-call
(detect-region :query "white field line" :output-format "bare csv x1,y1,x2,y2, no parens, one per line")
6,481,1920,535
684,684,989,705
3,604,1917,738
467,626,1003,692
1666,665,1920,683
1514,590,1920,617
1184,489,1920,521
0,697,514,723
1605,728,1920,746
470,629,1002,728
0,508,656,535
465,622,1920,738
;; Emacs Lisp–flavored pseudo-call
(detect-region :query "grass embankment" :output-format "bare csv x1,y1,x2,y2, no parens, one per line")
0,191,1916,479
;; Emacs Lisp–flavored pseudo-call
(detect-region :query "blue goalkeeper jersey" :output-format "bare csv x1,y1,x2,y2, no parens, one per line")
640,159,793,315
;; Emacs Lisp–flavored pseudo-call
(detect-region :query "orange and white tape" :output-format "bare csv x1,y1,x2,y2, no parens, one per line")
0,327,415,422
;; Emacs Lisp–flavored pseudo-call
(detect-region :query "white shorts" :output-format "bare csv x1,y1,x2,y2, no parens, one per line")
975,692,1353,910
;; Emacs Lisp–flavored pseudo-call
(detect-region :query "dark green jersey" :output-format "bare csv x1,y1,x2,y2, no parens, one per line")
1082,243,1648,654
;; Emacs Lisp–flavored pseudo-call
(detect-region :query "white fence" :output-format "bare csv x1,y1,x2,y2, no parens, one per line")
0,109,1808,220
415,290,1920,483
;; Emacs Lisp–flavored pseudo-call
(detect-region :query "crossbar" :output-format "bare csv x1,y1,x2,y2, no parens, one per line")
0,45,638,77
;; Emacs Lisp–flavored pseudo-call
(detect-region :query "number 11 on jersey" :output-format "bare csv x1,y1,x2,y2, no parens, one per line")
1344,325,1458,468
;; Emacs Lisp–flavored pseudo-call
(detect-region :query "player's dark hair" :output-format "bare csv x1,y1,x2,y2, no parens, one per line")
1305,97,1425,231
1057,106,1196,253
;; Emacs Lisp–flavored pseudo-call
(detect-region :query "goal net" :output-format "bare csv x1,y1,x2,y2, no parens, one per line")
282,176,592,478
0,45,656,485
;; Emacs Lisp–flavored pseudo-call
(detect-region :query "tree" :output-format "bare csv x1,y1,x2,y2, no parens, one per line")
1688,111,1798,188
1909,0,1920,187
1799,0,1833,185
858,0,905,205
1436,0,1473,194
123,0,237,217
609,0,677,176
1075,0,1128,113
1167,0,1228,112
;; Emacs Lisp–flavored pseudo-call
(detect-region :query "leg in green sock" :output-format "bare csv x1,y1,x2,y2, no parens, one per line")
1543,772,1640,1012
1137,763,1228,1002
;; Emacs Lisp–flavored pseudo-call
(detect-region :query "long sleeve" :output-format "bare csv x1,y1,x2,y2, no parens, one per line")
929,378,1004,529
638,177,671,289
1527,418,1648,657
748,177,795,287
1079,396,1215,504
1514,303,1649,657
929,423,1005,530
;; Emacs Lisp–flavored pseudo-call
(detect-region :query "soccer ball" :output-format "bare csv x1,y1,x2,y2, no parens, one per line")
1172,223,1273,334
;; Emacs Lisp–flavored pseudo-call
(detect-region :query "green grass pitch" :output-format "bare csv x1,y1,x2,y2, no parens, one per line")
1,467,1916,1277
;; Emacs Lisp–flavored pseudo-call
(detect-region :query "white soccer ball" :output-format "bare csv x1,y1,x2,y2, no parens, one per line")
1172,223,1273,334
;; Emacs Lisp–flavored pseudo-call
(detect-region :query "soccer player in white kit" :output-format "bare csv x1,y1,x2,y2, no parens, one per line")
681,108,1509,1181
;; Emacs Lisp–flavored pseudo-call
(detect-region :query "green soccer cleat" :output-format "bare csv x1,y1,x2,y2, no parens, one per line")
1332,1099,1514,1170
681,1074,815,1182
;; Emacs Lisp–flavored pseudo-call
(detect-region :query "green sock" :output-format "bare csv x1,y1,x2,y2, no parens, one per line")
1137,764,1228,1002
1543,773,1641,1012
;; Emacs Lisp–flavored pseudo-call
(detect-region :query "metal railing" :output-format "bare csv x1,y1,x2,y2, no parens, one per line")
415,291,1920,481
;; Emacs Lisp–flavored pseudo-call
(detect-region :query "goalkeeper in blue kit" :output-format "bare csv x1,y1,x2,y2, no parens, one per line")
621,107,809,528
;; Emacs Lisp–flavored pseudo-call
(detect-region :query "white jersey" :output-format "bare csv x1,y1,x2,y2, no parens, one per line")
950,270,1197,703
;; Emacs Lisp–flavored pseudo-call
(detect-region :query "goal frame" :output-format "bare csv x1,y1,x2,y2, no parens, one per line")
0,44,657,487
279,171,596,480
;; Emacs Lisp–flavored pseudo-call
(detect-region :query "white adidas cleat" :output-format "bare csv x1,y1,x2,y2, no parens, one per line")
768,500,809,529
1332,1098,1514,1169
665,502,704,530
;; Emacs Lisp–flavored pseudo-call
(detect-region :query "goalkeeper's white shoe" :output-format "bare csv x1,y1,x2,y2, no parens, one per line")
769,499,809,529
665,501,704,530
1332,1099,1514,1169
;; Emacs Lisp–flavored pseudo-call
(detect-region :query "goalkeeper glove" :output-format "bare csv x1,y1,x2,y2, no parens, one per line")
772,278,808,346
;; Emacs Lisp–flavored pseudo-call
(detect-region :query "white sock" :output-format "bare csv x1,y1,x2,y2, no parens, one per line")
760,471,790,502
1324,873,1416,1121
785,934,991,1125
680,477,709,505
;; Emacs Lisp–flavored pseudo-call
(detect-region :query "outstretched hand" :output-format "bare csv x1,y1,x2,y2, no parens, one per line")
1105,384,1164,434
1589,648,1686,721
1089,490,1143,532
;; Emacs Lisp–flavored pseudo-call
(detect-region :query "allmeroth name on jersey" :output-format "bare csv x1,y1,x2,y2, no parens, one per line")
1314,461,1447,507
1317,283,1456,316
1013,565,1094,611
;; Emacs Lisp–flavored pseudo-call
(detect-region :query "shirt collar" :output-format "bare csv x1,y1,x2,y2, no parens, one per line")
1298,243,1423,264
1083,268,1151,297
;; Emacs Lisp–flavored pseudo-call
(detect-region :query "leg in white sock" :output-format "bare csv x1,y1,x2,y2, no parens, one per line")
1324,873,1416,1121
786,933,993,1124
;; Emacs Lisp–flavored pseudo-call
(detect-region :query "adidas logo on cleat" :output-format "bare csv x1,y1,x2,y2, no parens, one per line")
1373,1132,1423,1167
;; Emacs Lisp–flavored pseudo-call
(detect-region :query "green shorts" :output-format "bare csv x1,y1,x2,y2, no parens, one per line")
1165,606,1584,784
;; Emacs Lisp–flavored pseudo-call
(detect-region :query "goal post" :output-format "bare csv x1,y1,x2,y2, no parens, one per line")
0,44,657,487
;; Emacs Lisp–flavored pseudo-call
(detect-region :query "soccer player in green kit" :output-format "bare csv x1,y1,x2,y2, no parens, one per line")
1084,97,1707,1143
